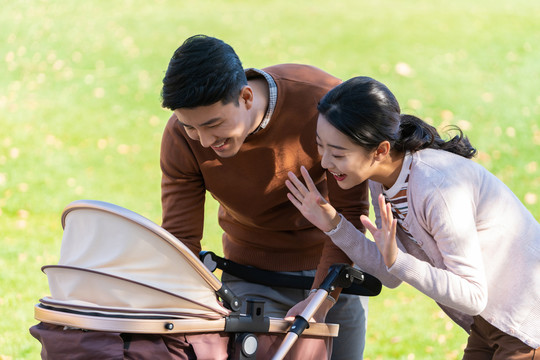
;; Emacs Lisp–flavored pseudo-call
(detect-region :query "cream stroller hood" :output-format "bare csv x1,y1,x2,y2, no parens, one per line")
33,200,346,359
40,199,230,320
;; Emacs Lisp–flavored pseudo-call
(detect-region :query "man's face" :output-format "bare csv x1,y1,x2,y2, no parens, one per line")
174,89,254,158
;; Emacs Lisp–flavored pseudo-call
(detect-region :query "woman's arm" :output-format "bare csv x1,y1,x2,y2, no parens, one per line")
388,185,489,315
286,167,402,288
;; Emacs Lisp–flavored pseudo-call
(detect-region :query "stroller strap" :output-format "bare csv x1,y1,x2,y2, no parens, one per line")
200,251,381,297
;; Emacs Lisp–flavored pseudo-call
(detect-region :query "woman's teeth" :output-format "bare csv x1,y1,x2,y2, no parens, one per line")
331,171,346,181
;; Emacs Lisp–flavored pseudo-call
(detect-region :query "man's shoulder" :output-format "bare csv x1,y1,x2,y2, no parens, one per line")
162,113,193,148
163,113,183,134
258,64,341,85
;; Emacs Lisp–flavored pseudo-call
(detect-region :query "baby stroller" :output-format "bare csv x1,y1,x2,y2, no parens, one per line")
30,200,381,359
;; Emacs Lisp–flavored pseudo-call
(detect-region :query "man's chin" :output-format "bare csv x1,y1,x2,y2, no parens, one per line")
213,147,238,158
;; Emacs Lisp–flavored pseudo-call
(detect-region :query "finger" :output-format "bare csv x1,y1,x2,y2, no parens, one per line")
285,179,304,202
390,218,397,240
287,170,301,183
287,192,303,209
379,195,394,231
385,202,393,229
360,215,378,235
300,166,319,193
378,194,388,224
387,203,396,231
284,307,297,320
288,171,309,196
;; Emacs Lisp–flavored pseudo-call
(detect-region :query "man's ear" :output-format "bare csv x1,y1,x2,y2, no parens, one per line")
240,85,254,109
374,141,391,160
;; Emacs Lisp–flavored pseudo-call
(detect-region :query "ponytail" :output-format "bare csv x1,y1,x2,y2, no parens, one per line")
319,77,477,159
395,114,477,159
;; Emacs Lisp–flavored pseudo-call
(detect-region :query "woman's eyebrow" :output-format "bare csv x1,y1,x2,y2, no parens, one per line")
316,132,349,150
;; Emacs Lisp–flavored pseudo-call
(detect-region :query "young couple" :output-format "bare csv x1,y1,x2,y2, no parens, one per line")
160,34,540,359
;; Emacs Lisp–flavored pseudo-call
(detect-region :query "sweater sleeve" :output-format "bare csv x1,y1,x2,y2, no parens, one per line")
160,115,206,256
388,184,488,315
326,216,402,288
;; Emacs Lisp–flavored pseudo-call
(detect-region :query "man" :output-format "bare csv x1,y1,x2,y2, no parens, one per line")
160,34,370,359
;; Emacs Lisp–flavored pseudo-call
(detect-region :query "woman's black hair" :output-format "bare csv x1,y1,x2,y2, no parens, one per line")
317,76,477,159
161,35,248,110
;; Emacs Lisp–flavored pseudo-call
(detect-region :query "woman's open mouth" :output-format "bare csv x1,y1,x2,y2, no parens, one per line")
330,171,347,181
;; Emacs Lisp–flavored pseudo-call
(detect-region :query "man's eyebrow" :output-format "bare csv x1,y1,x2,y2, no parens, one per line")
316,133,348,150
178,117,222,127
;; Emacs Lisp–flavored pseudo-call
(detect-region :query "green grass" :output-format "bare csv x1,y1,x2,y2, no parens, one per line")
1,0,539,359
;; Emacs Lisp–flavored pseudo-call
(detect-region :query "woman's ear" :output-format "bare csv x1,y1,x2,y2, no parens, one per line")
374,141,391,160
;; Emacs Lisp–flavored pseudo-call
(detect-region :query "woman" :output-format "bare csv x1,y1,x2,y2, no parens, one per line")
285,76,540,359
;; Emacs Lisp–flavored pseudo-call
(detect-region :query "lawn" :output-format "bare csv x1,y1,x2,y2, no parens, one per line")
1,0,539,359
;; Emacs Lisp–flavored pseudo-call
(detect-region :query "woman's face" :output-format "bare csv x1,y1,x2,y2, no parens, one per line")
316,114,377,189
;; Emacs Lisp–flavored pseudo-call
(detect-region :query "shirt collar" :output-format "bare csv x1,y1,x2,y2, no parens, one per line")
244,68,277,134
383,151,413,198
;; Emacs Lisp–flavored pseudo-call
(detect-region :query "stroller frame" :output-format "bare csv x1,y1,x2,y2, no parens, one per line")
31,200,380,360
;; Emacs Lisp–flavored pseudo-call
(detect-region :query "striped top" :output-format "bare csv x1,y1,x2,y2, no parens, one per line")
382,152,418,244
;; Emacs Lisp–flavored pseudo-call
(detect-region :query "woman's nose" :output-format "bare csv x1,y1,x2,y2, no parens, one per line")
320,150,331,169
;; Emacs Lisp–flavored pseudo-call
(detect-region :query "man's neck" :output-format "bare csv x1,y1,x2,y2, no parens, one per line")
247,77,270,133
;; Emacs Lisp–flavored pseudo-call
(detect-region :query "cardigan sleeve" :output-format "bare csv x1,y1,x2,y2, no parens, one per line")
311,174,371,290
327,216,403,289
388,182,489,315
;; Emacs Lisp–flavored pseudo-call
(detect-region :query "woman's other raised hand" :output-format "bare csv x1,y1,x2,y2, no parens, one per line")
285,166,341,233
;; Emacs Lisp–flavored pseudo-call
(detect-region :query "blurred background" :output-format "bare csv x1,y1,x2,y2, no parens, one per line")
1,0,539,359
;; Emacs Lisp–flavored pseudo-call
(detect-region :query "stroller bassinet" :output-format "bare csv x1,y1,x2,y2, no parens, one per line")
30,200,341,360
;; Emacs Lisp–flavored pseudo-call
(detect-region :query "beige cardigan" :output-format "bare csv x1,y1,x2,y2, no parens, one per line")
328,149,540,348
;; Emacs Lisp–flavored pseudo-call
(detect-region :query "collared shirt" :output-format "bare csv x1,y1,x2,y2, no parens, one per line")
245,68,277,134
382,152,417,243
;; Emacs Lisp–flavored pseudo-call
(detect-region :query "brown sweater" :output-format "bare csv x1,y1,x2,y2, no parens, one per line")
160,64,369,287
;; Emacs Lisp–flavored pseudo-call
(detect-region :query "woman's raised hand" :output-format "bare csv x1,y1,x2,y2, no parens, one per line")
285,166,340,233
360,194,398,268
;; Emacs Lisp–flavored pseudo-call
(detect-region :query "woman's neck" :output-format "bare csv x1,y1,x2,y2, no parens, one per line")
379,151,406,189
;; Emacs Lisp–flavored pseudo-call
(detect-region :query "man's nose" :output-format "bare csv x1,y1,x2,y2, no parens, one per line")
198,131,215,148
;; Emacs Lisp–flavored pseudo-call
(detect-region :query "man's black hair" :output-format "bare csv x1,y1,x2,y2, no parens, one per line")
161,35,248,110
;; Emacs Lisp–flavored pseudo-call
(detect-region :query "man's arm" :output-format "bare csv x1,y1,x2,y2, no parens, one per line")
160,115,206,256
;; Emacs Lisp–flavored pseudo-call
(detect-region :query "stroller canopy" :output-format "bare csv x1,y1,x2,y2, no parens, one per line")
40,200,230,320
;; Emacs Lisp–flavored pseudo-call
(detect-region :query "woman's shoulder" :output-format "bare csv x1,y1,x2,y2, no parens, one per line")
409,149,486,191
412,149,479,175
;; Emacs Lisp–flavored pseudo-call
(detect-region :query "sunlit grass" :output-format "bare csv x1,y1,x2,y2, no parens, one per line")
1,0,539,359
